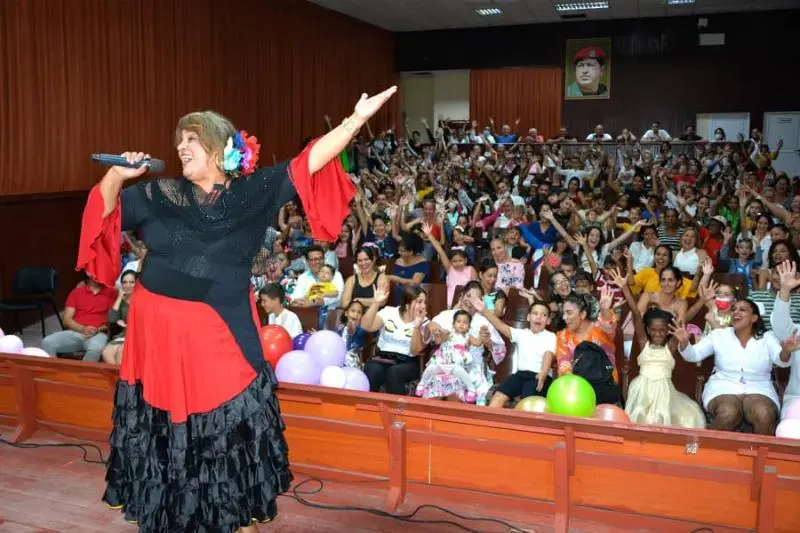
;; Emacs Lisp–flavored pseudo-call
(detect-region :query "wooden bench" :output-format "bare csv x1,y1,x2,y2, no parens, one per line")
1,352,798,532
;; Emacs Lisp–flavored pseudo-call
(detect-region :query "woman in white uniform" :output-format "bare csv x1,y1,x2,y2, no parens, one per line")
671,299,793,435
769,261,800,420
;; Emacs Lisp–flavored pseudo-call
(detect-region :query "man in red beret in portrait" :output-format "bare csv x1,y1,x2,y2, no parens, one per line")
566,46,608,97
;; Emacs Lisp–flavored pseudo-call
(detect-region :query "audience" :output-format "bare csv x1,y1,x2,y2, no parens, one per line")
341,245,385,308
28,116,800,439
101,269,137,364
289,245,345,309
42,272,116,361
361,283,427,394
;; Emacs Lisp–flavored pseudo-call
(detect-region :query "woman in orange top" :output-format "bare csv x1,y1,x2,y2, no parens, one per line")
556,286,621,404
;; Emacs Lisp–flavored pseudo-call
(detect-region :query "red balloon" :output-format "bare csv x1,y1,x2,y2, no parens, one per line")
261,325,293,368
593,404,631,424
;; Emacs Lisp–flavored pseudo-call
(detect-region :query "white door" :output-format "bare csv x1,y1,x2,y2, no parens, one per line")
696,113,750,142
764,112,800,178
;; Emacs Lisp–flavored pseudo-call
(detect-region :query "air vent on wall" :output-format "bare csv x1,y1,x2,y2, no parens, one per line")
699,33,725,46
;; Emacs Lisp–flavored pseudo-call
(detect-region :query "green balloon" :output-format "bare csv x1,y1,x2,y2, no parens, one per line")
546,374,596,418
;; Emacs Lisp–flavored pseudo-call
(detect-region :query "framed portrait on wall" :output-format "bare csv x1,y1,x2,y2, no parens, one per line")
565,37,611,100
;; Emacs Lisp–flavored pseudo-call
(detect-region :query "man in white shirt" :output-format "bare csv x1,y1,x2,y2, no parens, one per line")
641,121,671,141
290,246,344,309
493,180,526,210
585,124,612,142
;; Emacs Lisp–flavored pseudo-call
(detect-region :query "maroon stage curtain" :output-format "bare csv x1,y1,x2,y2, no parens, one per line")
0,0,399,196
469,68,562,139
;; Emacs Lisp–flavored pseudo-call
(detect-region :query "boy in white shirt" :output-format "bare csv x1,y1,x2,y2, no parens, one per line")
258,283,303,339
472,296,557,408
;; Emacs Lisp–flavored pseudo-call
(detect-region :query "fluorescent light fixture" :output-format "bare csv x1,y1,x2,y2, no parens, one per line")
554,1,609,13
667,0,695,4
475,7,503,16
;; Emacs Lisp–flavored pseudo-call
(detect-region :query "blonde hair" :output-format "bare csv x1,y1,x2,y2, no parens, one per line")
175,111,236,168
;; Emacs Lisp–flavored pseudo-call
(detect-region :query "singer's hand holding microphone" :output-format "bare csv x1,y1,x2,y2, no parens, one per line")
92,152,165,180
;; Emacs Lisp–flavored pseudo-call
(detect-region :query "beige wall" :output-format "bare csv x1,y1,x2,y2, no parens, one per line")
401,70,470,143
402,74,435,143
433,70,470,122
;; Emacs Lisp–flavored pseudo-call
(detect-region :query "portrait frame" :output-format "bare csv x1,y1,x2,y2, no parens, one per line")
565,37,611,100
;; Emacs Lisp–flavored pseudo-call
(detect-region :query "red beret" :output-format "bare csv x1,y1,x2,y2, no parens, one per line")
573,46,605,63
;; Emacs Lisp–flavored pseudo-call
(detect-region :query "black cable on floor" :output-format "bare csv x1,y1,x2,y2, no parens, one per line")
280,477,531,533
0,434,107,465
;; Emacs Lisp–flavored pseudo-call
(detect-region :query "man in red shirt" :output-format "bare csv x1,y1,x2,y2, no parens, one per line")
41,274,117,361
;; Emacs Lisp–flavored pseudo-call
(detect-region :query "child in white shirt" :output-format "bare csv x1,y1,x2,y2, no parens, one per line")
258,283,303,339
473,296,557,407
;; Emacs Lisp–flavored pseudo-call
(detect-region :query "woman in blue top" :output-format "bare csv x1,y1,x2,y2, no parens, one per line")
387,232,430,305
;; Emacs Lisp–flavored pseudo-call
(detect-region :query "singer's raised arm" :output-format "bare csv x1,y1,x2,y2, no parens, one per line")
77,167,151,289
307,86,396,175
75,87,397,288
98,170,128,217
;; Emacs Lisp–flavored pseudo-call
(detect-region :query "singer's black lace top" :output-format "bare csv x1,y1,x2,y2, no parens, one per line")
120,162,296,371
77,140,355,374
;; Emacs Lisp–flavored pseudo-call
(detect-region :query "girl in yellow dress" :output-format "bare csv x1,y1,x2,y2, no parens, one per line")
609,269,706,428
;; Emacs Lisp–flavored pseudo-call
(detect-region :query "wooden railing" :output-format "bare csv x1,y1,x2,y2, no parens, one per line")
1,352,799,532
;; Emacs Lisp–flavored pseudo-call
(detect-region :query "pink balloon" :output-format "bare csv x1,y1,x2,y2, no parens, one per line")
0,335,24,354
274,350,321,385
320,366,346,388
784,398,800,420
21,347,50,358
776,419,800,439
304,330,346,369
342,367,370,392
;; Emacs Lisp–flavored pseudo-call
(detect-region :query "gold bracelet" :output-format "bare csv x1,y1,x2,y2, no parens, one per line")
341,115,361,135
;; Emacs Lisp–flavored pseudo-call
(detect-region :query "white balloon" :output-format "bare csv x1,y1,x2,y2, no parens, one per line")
319,365,346,388
21,347,50,358
0,335,24,354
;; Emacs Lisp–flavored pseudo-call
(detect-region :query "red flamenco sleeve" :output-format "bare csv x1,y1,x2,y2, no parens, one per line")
289,139,356,242
75,185,121,289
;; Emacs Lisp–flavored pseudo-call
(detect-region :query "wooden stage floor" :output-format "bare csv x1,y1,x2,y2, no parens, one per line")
0,427,625,533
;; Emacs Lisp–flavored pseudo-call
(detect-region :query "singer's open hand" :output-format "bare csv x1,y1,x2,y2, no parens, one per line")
353,87,398,122
112,152,152,180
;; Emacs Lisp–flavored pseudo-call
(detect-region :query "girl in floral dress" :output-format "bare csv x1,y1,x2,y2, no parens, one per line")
489,237,525,291
416,310,483,402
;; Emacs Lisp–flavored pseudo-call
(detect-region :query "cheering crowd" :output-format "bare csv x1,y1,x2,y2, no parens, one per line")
48,116,799,436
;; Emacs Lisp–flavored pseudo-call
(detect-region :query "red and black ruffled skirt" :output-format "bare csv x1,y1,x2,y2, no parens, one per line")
102,286,293,532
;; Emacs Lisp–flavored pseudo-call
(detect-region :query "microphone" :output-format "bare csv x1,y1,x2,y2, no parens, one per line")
91,153,166,173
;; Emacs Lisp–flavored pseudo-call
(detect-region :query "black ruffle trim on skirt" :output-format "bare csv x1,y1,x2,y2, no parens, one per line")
103,369,293,533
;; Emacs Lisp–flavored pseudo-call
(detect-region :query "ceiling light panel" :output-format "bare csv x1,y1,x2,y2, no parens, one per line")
553,2,610,13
